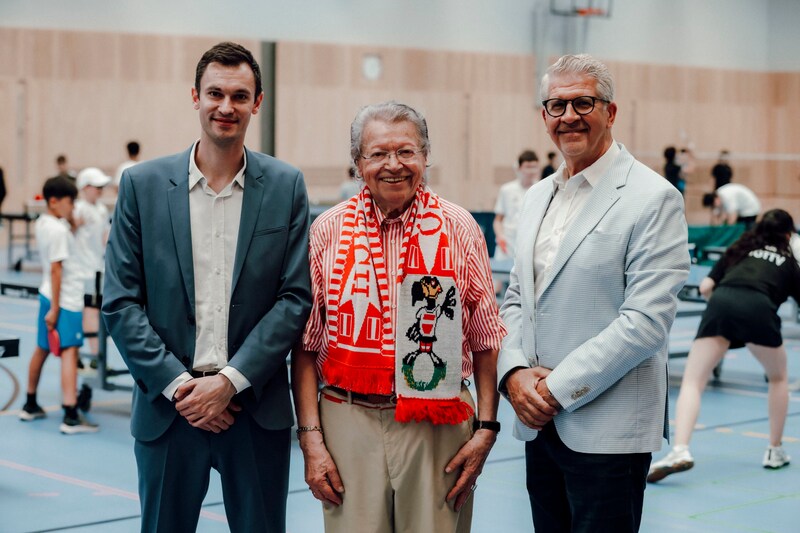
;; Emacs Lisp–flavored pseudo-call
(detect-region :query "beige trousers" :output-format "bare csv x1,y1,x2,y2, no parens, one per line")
319,386,476,533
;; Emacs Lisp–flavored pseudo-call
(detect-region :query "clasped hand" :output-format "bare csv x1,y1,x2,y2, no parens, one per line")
174,375,240,433
506,366,560,430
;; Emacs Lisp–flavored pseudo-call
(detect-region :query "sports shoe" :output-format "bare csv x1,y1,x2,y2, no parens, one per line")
59,413,99,434
763,446,790,469
77,384,92,412
647,446,694,482
19,403,47,421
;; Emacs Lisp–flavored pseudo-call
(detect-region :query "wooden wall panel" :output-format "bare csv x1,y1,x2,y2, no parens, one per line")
467,93,548,210
276,41,541,210
117,34,178,82
0,79,19,204
0,28,260,217
0,29,22,76
277,42,799,219
1,28,797,228
55,32,118,80
775,161,800,196
275,84,470,205
771,73,800,106
604,60,798,224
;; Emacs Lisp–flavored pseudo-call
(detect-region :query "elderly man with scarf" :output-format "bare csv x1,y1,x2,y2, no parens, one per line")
292,101,506,533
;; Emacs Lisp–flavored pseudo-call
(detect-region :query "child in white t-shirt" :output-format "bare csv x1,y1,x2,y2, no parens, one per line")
19,177,98,434
73,168,111,355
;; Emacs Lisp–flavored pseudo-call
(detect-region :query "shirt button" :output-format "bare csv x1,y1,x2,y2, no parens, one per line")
215,232,221,238
216,305,223,312
215,268,221,275
392,304,397,309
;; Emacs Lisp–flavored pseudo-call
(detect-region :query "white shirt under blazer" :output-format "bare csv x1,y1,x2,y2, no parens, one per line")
498,143,690,454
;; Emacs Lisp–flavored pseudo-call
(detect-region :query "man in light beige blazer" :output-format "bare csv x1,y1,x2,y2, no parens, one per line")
497,54,690,533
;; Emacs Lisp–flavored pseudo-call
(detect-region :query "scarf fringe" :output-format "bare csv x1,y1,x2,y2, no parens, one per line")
322,359,394,395
394,396,474,425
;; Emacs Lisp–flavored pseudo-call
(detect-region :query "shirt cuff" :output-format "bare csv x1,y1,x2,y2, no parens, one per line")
497,348,530,393
162,372,192,401
220,366,251,394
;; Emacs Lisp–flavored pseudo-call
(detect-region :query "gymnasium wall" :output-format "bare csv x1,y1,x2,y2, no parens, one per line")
0,21,797,223
275,41,800,222
0,29,261,214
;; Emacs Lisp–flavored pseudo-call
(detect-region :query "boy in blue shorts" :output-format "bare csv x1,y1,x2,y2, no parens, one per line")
19,177,98,434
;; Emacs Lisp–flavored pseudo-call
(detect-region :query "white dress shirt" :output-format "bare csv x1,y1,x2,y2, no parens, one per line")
533,142,620,303
162,141,251,400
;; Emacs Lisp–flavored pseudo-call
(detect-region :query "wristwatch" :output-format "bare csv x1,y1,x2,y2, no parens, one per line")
473,419,501,433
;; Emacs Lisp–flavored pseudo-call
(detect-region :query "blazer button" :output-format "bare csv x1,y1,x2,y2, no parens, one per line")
181,356,190,366
187,315,196,326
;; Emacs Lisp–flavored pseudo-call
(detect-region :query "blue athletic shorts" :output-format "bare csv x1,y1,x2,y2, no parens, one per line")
36,294,84,351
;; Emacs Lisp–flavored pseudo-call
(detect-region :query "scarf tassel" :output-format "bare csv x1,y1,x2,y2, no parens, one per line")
394,396,474,425
322,359,395,395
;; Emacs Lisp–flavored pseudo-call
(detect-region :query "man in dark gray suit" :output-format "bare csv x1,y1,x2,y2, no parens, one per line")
102,42,311,532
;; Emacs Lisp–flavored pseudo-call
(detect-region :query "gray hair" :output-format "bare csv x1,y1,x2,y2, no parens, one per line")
350,101,431,165
539,54,615,102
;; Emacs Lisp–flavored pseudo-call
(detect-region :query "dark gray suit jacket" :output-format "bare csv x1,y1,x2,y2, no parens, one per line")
102,145,312,442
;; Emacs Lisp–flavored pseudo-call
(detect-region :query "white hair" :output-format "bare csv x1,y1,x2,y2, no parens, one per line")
350,101,430,165
540,54,615,102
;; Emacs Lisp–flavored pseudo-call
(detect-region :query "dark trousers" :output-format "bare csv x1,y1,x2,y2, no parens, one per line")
525,422,651,533
134,411,290,533
737,215,757,231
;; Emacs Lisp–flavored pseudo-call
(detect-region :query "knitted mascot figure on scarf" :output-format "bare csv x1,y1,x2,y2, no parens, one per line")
403,277,457,391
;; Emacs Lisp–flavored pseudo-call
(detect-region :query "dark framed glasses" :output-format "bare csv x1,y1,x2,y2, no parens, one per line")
541,96,609,117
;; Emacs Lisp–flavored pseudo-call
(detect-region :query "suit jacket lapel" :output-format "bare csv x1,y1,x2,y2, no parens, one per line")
537,145,634,298
232,148,264,293
167,147,196,314
520,182,555,313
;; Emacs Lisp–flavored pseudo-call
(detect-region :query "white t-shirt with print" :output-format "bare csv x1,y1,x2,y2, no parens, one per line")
494,179,533,258
73,199,110,279
717,183,761,217
36,213,84,312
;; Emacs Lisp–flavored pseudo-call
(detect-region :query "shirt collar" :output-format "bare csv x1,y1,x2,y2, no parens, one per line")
188,140,247,191
550,140,620,193
373,197,415,227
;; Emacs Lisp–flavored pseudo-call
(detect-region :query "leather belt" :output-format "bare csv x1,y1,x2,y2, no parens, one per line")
325,386,396,405
191,369,220,378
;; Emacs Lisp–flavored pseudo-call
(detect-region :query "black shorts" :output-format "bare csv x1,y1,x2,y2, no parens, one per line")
695,285,782,349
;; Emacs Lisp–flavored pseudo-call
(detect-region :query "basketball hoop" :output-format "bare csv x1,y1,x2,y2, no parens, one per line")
550,0,613,18
576,7,607,17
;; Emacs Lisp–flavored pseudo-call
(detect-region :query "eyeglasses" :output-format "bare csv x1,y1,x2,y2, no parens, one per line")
360,148,423,165
541,96,609,117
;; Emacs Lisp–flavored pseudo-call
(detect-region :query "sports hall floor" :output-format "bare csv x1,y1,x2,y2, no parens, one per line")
1,251,798,532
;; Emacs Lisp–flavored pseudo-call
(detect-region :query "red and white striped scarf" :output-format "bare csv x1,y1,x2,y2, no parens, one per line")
322,185,473,424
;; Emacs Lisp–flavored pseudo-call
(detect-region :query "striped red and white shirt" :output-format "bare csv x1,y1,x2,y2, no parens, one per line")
302,197,506,382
